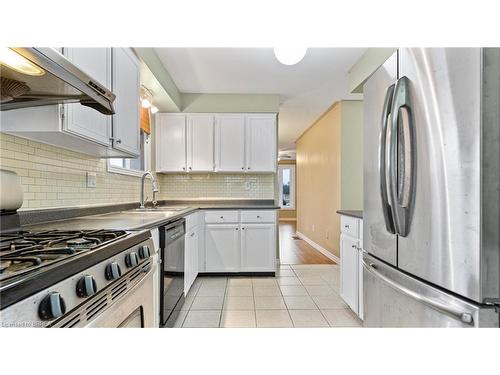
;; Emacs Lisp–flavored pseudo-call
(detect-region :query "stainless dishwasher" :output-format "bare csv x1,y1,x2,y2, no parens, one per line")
159,219,185,327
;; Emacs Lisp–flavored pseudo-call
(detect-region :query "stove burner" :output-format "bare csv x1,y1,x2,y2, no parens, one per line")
0,229,128,281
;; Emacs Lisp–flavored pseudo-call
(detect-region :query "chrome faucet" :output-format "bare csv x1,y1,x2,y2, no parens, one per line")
140,171,159,209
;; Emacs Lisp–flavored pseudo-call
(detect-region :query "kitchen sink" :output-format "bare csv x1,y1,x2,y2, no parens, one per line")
132,207,190,212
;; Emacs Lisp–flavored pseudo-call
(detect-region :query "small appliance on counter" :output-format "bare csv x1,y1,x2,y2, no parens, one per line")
0,169,156,328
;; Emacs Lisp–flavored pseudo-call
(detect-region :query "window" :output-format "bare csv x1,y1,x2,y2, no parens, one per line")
108,130,151,177
278,165,295,209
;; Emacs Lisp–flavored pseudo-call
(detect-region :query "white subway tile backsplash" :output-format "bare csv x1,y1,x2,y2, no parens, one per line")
0,133,275,209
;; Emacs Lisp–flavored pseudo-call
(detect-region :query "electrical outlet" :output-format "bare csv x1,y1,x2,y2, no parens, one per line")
86,172,97,188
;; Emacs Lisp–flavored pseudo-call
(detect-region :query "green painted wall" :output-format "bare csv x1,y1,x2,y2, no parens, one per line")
341,101,363,209
181,93,280,113
349,48,397,93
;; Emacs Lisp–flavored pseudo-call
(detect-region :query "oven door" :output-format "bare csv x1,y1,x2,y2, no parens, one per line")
52,259,156,328
85,266,155,328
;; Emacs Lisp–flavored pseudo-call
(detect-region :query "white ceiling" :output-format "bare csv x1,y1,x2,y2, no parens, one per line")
154,48,365,150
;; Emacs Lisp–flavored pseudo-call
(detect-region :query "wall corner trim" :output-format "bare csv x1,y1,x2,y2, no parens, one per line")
295,231,341,264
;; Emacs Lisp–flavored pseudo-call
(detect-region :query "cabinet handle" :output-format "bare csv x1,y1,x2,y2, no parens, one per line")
182,167,186,171
115,139,121,144
351,245,357,249
242,227,245,230
248,167,251,170
189,166,192,170
257,215,260,218
344,224,350,229
235,228,239,231
241,167,244,170
190,232,195,237
220,216,224,219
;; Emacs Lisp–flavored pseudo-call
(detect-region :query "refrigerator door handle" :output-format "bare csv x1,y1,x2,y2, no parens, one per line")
379,84,396,234
389,76,415,237
362,258,474,325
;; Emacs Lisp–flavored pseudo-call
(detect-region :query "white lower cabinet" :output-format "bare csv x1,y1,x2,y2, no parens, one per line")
205,224,241,272
340,234,359,313
202,210,277,273
241,224,276,271
184,226,199,294
339,215,364,320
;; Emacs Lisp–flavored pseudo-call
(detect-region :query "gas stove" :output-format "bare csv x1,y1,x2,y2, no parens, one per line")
0,229,128,282
0,227,155,327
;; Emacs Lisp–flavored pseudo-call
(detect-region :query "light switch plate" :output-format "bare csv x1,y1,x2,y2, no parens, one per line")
86,172,97,188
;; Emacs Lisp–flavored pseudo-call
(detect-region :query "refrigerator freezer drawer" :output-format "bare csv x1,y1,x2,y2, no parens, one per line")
362,253,499,328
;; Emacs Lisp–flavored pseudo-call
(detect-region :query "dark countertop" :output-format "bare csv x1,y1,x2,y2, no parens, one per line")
336,210,363,219
22,199,279,231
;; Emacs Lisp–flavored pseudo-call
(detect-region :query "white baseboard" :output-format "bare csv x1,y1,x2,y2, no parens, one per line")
295,231,340,264
278,218,297,222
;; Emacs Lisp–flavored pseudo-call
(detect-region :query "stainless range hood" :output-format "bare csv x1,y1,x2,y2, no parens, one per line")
0,47,115,115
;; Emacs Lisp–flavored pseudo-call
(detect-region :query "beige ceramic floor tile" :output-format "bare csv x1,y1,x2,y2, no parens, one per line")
170,310,189,328
311,294,347,309
298,276,328,286
254,296,287,310
256,310,293,328
226,285,253,296
253,285,282,296
182,310,221,328
223,296,255,310
196,285,227,297
283,295,318,310
293,269,321,278
277,277,302,286
279,264,292,270
252,278,278,286
180,295,195,311
276,269,296,277
220,310,256,328
227,278,253,286
200,277,227,287
304,285,336,296
279,285,308,296
321,308,362,327
289,309,329,327
190,296,224,310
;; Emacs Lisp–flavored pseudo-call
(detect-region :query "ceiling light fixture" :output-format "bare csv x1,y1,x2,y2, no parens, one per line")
273,47,307,66
141,98,151,108
0,48,45,76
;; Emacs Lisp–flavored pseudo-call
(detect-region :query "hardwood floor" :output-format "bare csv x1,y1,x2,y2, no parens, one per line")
279,221,335,265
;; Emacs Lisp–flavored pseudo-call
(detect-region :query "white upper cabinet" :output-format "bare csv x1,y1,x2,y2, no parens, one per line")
187,114,214,172
2,48,141,158
245,114,277,172
62,48,111,146
156,114,187,172
155,112,277,174
214,114,246,172
111,48,140,157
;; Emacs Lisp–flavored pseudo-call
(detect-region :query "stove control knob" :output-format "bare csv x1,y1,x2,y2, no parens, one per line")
138,245,150,259
76,275,98,298
105,262,122,280
125,252,139,268
38,292,66,320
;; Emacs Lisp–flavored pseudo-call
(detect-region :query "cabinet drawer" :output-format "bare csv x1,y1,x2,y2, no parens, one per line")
241,210,276,223
185,212,199,232
341,215,359,238
204,210,239,224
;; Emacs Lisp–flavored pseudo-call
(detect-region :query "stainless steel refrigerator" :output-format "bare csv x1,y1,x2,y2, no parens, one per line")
362,48,500,327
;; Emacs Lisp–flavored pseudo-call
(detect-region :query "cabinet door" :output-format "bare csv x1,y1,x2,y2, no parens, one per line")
156,114,186,172
187,114,214,172
214,114,246,172
358,247,364,320
205,224,240,272
245,114,277,172
185,228,199,294
340,234,359,313
111,48,140,156
241,224,276,272
62,48,111,146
